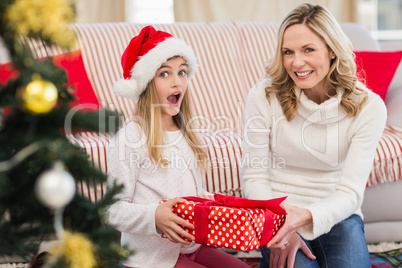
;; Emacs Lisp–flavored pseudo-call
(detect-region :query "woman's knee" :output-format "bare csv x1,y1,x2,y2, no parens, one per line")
313,215,370,267
259,245,320,268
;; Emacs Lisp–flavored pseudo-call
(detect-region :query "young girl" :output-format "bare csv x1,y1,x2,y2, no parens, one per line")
107,26,250,268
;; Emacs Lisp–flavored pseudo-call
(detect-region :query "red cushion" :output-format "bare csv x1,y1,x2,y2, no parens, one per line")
52,50,100,108
0,62,20,116
0,50,100,113
354,51,402,101
0,62,19,84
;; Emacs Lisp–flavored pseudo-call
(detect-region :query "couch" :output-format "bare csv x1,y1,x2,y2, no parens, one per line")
4,21,401,245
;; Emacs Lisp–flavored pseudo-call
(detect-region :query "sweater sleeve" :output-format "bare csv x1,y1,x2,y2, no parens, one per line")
240,80,277,200
106,122,159,236
299,91,387,239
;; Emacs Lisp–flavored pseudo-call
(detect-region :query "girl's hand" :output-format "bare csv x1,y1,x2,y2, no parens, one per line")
155,197,195,245
269,233,315,268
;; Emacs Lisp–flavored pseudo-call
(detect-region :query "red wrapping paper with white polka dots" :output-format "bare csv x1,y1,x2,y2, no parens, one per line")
161,194,287,251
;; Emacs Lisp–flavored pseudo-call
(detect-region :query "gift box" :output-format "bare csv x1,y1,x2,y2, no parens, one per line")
161,194,286,251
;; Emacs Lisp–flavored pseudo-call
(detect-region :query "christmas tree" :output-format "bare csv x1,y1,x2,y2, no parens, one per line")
0,0,128,267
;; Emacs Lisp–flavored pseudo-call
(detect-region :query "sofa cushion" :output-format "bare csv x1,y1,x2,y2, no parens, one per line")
368,125,402,187
52,50,100,109
235,22,280,91
201,131,243,197
0,50,100,110
0,62,19,84
0,62,19,116
354,50,402,101
67,131,112,202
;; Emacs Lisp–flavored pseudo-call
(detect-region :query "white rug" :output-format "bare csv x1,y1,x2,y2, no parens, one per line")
367,241,402,253
226,242,402,258
0,265,27,268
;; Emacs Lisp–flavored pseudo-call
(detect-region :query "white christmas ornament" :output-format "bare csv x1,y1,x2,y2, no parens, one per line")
35,161,76,210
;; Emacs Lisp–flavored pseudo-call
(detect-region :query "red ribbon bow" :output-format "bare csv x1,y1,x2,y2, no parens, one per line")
183,194,287,247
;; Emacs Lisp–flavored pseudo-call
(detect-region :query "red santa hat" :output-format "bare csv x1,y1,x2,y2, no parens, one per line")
113,25,198,102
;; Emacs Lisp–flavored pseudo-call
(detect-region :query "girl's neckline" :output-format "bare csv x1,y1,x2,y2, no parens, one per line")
164,129,181,134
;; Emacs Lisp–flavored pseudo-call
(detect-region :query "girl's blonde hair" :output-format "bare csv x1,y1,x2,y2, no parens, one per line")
135,73,208,170
266,3,367,121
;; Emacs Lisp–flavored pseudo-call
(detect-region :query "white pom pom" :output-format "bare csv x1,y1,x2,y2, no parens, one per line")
113,78,142,102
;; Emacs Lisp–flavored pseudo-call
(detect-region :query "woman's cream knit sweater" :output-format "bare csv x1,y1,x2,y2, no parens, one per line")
240,79,387,240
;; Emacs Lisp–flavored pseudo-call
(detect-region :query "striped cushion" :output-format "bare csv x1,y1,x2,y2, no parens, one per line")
72,23,136,123
236,22,280,91
22,22,402,201
67,131,112,201
201,131,243,197
23,36,68,58
368,125,402,187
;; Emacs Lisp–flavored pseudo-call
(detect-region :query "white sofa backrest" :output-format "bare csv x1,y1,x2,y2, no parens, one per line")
341,22,381,51
71,22,282,133
68,22,385,133
73,22,260,132
341,22,402,97
3,22,396,129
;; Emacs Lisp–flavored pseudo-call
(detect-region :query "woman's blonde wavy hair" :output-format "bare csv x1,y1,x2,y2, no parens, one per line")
266,3,367,121
135,65,208,170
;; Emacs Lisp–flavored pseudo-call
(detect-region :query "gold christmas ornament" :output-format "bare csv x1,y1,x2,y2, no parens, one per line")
18,77,58,114
49,231,97,268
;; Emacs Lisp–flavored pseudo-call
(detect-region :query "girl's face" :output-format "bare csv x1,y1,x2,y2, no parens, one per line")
282,24,334,93
154,56,188,123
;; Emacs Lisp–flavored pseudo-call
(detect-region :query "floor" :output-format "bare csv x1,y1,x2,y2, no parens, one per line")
1,242,402,268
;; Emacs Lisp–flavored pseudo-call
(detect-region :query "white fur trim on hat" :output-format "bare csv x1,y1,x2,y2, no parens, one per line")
112,78,141,102
113,38,198,101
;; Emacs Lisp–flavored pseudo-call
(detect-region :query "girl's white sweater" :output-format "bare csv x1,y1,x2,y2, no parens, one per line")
106,122,208,268
240,79,387,240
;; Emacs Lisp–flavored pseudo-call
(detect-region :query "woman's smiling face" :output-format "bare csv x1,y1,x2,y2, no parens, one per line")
282,24,334,92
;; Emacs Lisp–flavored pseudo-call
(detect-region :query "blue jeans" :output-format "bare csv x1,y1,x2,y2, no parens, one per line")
259,214,370,268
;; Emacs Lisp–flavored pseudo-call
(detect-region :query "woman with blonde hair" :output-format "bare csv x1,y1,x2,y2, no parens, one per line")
241,3,386,267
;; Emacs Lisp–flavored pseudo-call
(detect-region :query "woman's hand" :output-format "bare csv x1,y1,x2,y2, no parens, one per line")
267,203,316,267
155,197,195,245
268,203,312,248
269,233,315,268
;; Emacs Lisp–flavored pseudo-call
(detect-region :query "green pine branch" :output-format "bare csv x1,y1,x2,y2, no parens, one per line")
0,0,128,265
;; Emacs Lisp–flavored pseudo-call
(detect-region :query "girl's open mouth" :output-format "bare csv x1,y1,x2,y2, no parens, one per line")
167,92,181,105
